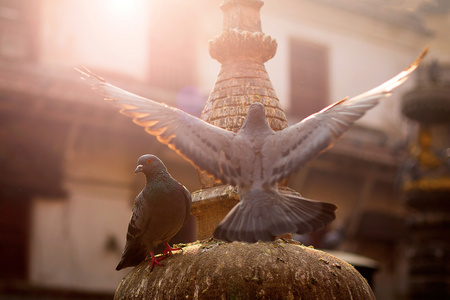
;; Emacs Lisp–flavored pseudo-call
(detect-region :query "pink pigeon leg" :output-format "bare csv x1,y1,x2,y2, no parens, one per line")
162,242,180,257
149,251,163,271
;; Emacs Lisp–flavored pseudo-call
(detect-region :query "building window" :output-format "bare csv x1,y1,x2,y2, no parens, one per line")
147,4,197,92
289,38,329,119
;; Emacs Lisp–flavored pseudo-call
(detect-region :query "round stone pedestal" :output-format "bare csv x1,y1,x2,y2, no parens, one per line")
114,239,375,299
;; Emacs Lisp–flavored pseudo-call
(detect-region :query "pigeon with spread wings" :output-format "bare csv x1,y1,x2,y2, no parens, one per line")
79,48,427,243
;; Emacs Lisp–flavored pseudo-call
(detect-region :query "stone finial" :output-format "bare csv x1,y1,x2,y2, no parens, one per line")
191,0,290,237
221,0,264,32
197,0,288,189
209,0,276,64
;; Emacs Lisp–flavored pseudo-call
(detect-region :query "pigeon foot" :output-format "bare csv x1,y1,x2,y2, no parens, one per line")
162,242,180,257
149,251,164,271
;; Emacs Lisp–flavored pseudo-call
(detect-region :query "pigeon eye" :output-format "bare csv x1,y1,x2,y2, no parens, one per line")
147,158,152,163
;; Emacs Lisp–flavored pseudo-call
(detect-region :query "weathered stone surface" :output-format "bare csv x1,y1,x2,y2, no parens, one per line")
191,185,239,240
114,239,375,299
191,186,303,240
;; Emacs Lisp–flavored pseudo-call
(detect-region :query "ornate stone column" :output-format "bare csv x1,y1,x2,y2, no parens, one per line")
401,61,450,300
192,0,290,239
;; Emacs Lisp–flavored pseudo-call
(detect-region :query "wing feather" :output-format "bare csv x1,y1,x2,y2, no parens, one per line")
262,47,427,185
77,68,242,185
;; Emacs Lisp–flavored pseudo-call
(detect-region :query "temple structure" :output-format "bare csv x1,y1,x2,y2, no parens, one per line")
401,62,450,300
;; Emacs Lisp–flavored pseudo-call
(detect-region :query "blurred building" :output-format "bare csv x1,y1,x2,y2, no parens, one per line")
0,0,448,299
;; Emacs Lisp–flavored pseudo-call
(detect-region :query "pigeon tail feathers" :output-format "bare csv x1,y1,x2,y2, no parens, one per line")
213,190,337,243
115,240,147,270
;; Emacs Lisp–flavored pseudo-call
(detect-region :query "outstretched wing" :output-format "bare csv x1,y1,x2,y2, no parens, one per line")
262,47,427,185
78,68,242,186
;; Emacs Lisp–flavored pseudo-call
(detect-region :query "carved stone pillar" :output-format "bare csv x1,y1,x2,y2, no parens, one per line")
401,62,450,300
192,0,289,239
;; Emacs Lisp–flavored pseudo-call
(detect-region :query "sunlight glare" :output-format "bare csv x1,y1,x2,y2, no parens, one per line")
109,0,138,17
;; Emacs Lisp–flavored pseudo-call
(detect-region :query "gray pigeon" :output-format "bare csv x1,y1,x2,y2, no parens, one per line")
79,48,427,243
116,154,192,270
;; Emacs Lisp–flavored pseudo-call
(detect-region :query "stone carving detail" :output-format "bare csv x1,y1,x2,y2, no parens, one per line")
209,29,277,64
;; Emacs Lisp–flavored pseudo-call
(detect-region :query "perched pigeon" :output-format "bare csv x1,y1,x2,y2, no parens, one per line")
79,47,427,243
116,154,192,270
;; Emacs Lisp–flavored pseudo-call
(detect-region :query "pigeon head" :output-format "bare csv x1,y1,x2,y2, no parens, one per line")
135,154,166,175
247,102,265,116
240,102,271,132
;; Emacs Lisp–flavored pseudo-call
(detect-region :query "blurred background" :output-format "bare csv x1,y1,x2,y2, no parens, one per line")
0,0,449,299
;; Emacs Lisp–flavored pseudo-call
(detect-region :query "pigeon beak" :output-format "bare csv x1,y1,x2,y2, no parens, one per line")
134,165,143,174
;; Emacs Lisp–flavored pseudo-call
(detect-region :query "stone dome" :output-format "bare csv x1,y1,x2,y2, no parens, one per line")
114,239,375,299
